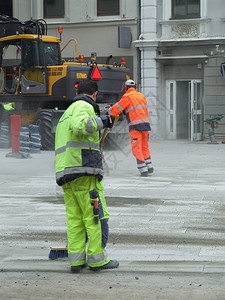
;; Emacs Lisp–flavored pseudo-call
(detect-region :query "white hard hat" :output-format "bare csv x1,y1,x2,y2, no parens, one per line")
125,79,136,87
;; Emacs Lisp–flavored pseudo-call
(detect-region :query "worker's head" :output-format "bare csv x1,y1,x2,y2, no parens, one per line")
77,79,98,101
124,79,137,91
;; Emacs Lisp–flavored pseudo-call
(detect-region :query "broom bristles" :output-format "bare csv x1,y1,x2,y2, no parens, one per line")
49,247,68,260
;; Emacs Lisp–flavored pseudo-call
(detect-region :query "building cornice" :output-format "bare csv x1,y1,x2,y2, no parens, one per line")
133,36,225,48
159,18,211,25
47,18,137,28
133,40,158,48
156,55,208,60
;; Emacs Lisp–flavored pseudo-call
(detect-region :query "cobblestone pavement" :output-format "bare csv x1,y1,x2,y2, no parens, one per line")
0,140,225,299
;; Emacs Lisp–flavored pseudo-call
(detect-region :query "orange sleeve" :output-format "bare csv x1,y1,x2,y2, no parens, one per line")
110,94,129,116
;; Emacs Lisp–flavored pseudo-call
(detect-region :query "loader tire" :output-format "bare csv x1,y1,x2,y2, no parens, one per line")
34,109,55,150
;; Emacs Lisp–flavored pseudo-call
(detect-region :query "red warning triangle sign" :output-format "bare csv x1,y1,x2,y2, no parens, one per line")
91,66,102,80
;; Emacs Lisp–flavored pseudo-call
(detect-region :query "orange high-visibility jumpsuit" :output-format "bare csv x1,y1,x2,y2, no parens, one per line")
110,88,153,176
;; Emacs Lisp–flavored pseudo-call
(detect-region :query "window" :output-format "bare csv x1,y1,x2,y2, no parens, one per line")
0,0,12,17
44,0,64,18
22,40,44,68
172,0,200,19
97,0,119,16
43,42,61,66
22,40,61,68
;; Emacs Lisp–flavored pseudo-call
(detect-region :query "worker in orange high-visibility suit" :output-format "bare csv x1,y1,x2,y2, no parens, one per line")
104,79,153,177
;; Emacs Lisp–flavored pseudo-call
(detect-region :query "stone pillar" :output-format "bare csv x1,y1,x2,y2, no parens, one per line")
134,0,160,138
140,44,159,139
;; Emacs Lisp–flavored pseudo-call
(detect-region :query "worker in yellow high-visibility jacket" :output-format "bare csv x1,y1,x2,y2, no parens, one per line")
55,79,119,273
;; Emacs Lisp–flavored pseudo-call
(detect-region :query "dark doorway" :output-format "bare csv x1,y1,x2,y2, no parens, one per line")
176,81,189,139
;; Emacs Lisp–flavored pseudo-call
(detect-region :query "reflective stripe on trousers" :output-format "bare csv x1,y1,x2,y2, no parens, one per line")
145,156,153,170
68,250,109,265
68,252,86,263
137,159,148,174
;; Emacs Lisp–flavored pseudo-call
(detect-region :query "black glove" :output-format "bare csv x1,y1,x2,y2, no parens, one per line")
100,115,115,128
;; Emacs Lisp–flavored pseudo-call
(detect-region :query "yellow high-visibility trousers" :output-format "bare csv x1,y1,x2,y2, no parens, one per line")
62,176,110,268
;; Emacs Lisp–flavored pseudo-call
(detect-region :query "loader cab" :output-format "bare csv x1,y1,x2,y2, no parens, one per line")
0,35,62,95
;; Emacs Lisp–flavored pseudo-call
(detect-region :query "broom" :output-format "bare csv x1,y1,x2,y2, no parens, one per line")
100,115,119,174
49,242,68,260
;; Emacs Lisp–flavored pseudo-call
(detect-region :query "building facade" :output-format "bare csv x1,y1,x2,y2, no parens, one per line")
9,0,138,79
134,0,225,141
5,0,225,141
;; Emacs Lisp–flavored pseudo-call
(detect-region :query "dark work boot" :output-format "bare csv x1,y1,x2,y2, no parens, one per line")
89,260,119,271
71,264,87,272
145,156,153,174
137,159,148,177
148,167,154,174
140,171,148,177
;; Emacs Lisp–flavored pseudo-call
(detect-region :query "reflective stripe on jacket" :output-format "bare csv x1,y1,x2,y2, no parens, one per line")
110,88,151,131
55,95,104,186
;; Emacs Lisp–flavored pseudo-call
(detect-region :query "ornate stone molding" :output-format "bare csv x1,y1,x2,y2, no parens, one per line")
170,23,199,38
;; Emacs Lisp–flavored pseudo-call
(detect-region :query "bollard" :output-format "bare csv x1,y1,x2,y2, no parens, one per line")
10,115,21,153
0,121,10,148
29,125,41,153
18,126,31,158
